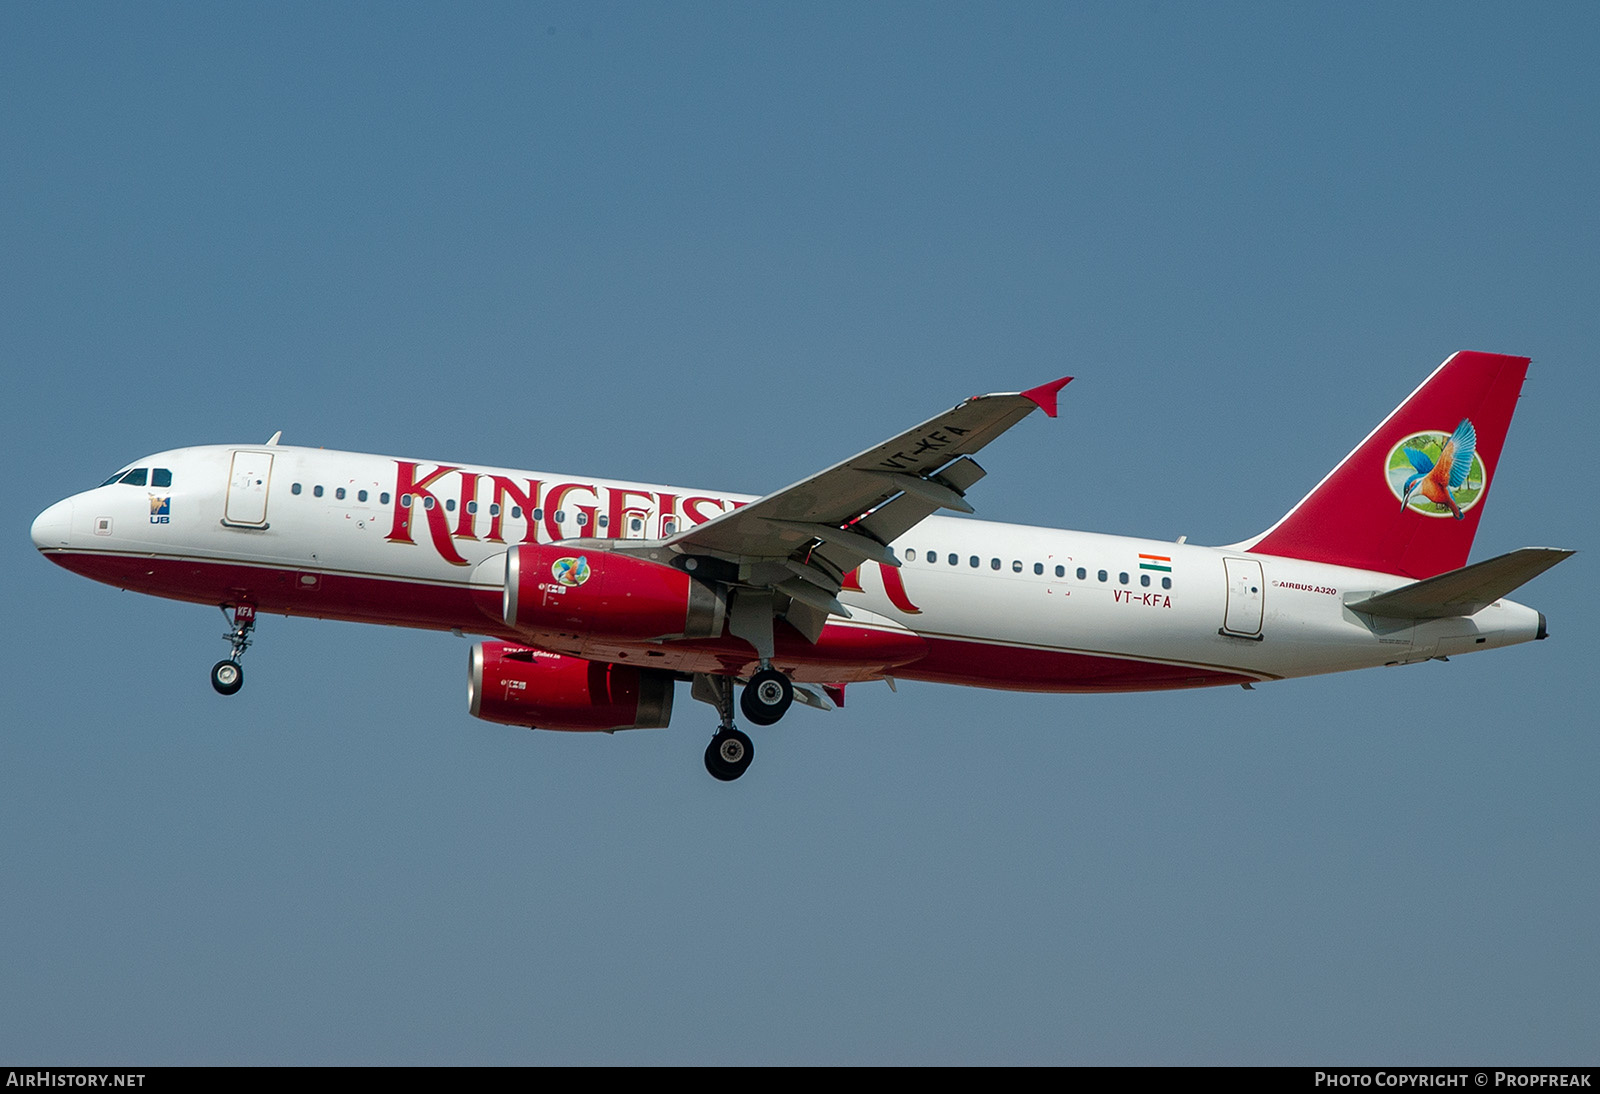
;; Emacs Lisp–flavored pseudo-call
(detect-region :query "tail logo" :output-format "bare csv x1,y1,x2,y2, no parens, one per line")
1385,419,1488,520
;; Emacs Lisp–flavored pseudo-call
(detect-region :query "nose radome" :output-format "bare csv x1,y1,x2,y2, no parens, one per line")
31,498,73,550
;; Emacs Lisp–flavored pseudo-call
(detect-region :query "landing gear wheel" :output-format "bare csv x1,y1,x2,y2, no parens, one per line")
214,605,256,695
740,668,794,726
704,729,754,781
210,660,244,696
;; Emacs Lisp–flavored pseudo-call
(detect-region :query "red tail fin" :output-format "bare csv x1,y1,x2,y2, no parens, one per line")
1243,351,1529,579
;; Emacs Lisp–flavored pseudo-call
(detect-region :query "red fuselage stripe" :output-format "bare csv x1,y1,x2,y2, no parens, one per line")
41,549,1257,693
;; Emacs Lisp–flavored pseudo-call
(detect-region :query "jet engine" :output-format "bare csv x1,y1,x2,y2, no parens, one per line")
500,543,724,641
468,641,675,732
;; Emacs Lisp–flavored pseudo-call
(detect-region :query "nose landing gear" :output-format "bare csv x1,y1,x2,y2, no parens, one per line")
211,604,255,696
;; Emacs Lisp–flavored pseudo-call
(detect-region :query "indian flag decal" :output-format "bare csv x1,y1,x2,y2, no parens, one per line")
1138,553,1172,572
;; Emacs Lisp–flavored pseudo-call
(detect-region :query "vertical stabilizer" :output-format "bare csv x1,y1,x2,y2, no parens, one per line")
1242,351,1529,579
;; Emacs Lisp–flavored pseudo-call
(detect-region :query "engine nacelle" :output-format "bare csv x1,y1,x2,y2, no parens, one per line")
502,543,724,641
468,641,675,732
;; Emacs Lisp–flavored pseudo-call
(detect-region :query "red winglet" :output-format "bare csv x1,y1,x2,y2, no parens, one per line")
1020,376,1073,418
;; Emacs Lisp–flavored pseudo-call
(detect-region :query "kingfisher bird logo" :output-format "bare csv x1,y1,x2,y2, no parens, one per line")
551,555,591,587
1385,419,1487,519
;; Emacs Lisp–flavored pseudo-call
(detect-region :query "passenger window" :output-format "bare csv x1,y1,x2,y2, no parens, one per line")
152,468,172,488
948,554,958,566
336,488,346,501
532,508,543,521
445,498,455,511
466,501,477,514
554,510,566,523
1034,563,1044,575
631,518,643,533
1119,572,1128,584
292,483,302,495
489,503,500,517
1097,570,1107,582
401,493,413,508
314,485,324,498
422,496,434,510
598,515,608,528
1012,560,1023,573
576,513,587,527
359,490,369,502
969,556,980,568
1055,565,1065,577
990,558,1001,570
1162,577,1172,590
1140,574,1150,587
511,506,522,519
380,493,390,505
905,547,916,561
662,519,677,534
1076,567,1086,580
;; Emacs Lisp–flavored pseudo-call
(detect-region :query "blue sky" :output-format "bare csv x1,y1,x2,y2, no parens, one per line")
4,2,1597,1063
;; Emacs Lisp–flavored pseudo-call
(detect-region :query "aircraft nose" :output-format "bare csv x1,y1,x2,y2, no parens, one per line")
31,498,73,550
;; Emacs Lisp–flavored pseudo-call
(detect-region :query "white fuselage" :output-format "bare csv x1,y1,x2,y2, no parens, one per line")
31,444,1545,691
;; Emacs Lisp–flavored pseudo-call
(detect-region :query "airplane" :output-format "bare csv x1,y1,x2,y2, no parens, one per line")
31,350,1571,782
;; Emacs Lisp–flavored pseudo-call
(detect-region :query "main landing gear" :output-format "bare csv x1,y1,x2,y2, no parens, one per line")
740,667,794,726
698,674,754,781
696,666,797,781
705,727,754,783
210,604,255,696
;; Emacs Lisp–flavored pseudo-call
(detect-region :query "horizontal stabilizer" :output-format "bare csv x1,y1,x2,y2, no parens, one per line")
1346,547,1573,619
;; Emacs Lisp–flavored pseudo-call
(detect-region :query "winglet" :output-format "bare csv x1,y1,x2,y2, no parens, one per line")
1020,377,1073,418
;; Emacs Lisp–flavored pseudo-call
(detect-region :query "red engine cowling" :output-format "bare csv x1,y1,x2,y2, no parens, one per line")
468,641,675,732
502,543,724,641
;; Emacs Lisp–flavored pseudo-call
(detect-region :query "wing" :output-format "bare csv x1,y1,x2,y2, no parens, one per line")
1445,418,1477,489
1402,445,1435,475
632,377,1070,643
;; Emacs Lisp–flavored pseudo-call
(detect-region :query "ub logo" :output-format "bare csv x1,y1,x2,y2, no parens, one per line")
148,494,171,525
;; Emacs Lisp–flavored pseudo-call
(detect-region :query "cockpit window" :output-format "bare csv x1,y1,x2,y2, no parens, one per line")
100,467,170,487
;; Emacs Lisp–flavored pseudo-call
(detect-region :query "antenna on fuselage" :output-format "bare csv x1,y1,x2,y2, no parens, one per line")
265,431,282,446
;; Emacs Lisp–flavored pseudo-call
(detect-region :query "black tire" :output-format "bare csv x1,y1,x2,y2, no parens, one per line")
704,729,754,781
210,659,244,696
740,668,794,726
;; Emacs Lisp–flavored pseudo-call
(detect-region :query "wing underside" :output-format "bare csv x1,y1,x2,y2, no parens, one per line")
578,377,1071,646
